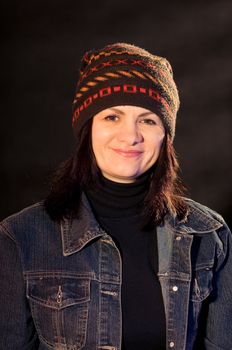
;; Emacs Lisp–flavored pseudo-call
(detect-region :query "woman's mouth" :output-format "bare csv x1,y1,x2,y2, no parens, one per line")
112,148,143,158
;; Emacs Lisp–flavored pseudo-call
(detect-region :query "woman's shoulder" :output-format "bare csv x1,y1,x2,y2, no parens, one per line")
174,197,231,235
1,201,46,223
0,201,57,241
183,197,225,224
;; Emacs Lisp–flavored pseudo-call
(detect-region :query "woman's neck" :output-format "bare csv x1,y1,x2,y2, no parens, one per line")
85,173,150,218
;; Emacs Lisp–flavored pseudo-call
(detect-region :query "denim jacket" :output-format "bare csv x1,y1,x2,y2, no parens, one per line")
0,194,232,350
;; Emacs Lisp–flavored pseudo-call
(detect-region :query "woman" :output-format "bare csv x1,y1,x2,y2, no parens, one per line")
0,43,231,350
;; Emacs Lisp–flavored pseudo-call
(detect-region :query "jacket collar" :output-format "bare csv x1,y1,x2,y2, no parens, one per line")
166,198,223,234
61,193,106,256
61,194,223,256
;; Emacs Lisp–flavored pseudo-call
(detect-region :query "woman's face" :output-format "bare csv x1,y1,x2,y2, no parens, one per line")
91,105,165,183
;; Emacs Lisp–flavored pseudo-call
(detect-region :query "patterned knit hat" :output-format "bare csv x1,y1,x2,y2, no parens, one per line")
72,43,180,139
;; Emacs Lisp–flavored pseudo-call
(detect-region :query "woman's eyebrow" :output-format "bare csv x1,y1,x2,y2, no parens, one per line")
108,108,156,118
138,112,156,117
108,107,125,115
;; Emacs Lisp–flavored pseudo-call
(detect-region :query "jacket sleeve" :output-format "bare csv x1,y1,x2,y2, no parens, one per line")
0,223,39,349
204,222,232,349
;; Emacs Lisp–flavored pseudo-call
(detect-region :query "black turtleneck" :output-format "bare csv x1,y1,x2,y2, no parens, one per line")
85,175,166,350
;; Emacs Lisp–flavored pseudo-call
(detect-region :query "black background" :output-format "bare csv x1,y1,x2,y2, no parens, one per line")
1,0,232,226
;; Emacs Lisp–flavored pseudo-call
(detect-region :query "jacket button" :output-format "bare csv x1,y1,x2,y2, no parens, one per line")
169,341,175,347
172,286,178,292
175,236,181,241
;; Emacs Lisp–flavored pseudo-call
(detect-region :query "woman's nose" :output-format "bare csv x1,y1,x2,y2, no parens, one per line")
117,123,143,145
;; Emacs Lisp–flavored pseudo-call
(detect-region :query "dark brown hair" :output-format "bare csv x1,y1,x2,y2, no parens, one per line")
44,119,188,224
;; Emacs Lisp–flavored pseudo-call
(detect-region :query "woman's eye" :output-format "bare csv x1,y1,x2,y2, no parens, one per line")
140,118,157,125
104,115,119,121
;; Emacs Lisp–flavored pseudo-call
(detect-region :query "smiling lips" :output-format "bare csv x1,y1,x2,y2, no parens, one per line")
112,148,143,158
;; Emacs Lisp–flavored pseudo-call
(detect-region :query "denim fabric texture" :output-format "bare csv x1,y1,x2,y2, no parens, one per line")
0,194,232,350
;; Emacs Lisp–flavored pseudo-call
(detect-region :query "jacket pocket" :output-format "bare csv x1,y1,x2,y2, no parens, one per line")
190,264,213,302
26,276,90,349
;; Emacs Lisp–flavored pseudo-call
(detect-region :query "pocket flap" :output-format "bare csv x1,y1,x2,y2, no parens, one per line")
27,277,90,309
191,265,213,302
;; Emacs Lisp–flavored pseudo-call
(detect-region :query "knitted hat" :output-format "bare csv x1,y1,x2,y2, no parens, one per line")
72,43,180,139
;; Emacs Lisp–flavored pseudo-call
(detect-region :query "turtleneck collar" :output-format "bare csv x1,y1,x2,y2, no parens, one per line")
84,172,150,218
